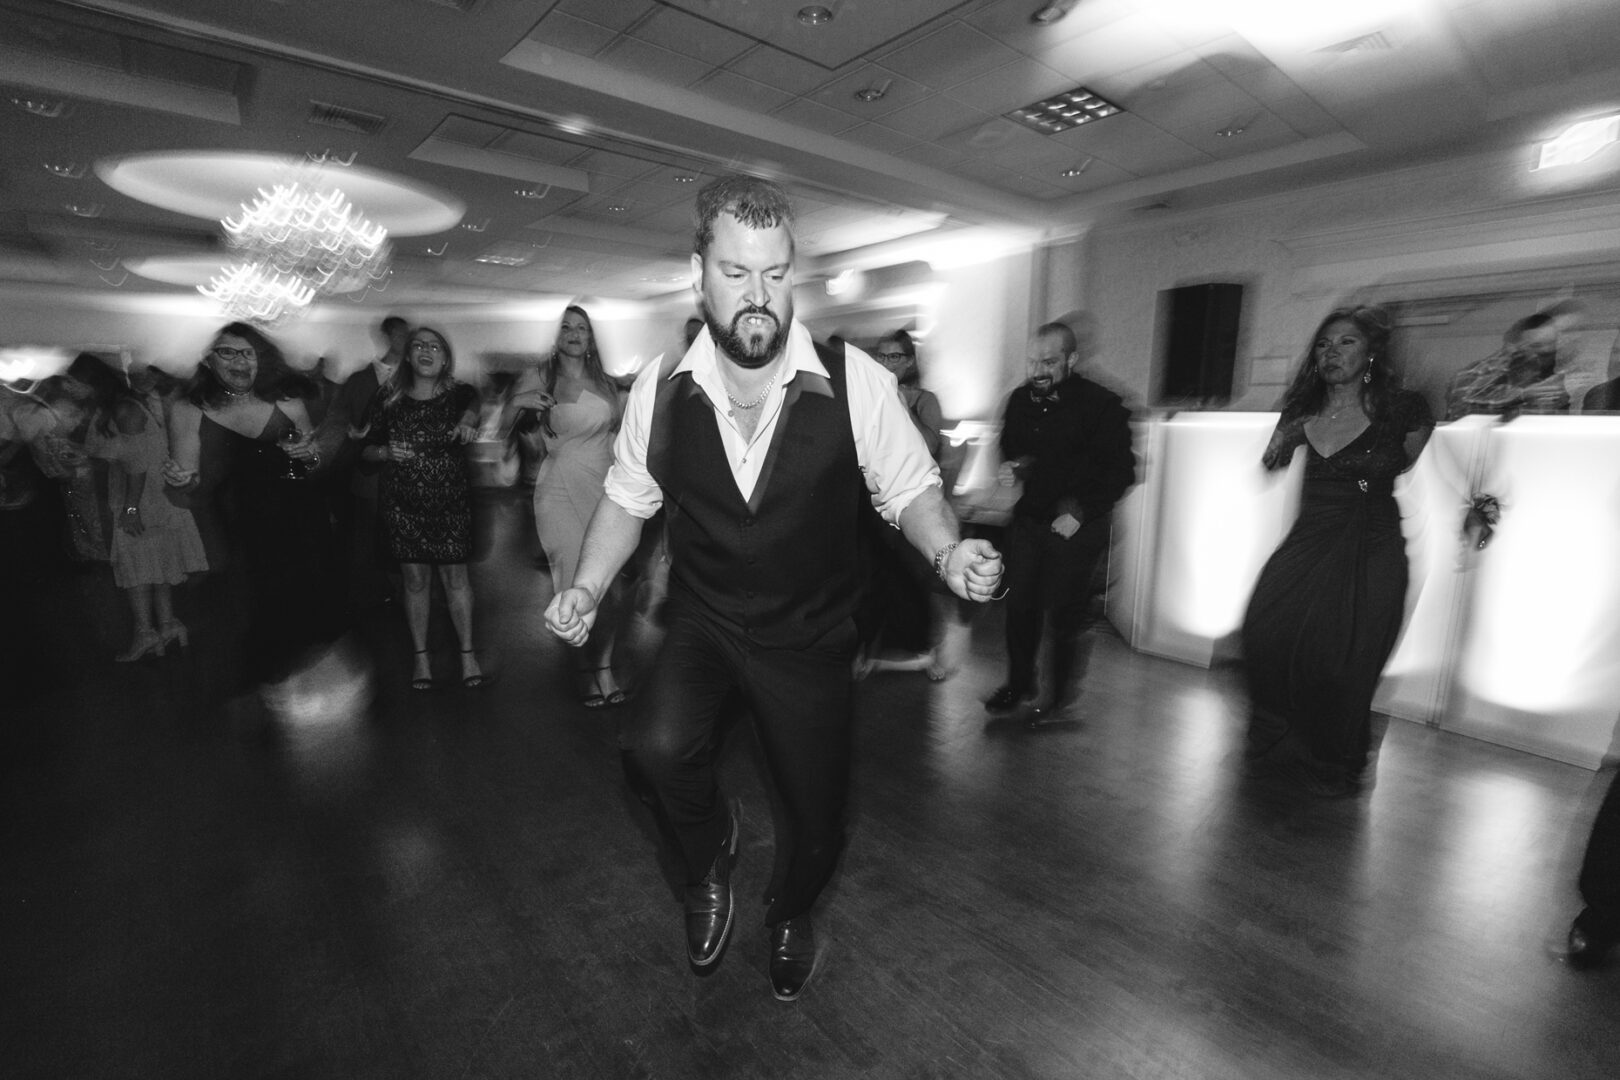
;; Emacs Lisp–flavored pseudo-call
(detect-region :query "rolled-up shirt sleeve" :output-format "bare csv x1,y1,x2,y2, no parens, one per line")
601,358,665,520
843,346,942,526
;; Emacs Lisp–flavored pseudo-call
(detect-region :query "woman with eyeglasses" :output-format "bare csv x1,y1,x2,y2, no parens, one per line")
166,322,339,690
356,326,485,690
507,304,629,707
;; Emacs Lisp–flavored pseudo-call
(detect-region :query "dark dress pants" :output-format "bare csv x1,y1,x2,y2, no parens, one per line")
1577,769,1620,943
1002,513,1110,704
619,601,856,925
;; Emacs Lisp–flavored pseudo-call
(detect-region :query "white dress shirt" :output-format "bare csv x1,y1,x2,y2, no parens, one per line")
604,320,940,526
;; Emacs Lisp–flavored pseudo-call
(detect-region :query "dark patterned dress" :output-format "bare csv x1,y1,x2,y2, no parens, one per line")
371,383,476,564
1240,390,1434,791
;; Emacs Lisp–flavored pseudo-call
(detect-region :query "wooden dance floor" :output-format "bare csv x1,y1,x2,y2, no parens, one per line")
4,488,1617,1080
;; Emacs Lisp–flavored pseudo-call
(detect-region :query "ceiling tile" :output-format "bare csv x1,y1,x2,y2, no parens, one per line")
555,0,650,33
1111,66,1264,131
894,141,967,172
725,45,839,96
1176,111,1302,160
837,123,919,156
772,98,862,137
874,94,991,142
876,22,1024,91
963,0,1141,56
632,5,755,68
657,0,968,69
942,58,1075,117
809,65,932,120
565,148,660,181
1050,156,1138,192
595,37,712,88
432,116,505,148
996,172,1068,199
691,69,795,113
1050,113,1208,174
526,12,618,57
1035,13,1187,85
490,129,589,165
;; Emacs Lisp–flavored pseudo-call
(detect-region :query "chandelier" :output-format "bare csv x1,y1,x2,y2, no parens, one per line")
199,179,392,324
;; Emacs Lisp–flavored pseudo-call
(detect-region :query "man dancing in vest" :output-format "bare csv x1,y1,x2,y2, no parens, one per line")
544,175,1004,1000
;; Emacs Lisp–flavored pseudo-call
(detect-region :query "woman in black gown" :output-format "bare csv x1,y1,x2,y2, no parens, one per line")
358,326,485,690
1241,305,1433,796
166,323,340,691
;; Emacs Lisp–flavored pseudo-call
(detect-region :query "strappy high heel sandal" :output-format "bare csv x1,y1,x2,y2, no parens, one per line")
459,648,489,690
411,649,435,692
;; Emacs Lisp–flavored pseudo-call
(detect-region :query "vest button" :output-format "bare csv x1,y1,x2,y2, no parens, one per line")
742,516,755,527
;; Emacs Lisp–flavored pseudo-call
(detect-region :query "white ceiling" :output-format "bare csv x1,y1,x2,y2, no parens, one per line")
2,0,1618,306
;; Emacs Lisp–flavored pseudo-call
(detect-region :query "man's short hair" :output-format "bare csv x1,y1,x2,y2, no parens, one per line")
1035,321,1078,356
693,175,794,257
381,315,408,335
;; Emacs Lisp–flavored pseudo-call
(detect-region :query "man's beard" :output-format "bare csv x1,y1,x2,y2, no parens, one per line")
706,301,790,370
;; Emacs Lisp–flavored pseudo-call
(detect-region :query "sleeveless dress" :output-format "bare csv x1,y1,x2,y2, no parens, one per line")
368,384,476,564
1241,390,1433,789
531,384,618,590
194,404,341,683
96,397,207,587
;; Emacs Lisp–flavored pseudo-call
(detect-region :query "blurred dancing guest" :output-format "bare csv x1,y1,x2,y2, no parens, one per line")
357,327,485,690
1567,770,1620,969
166,323,339,691
987,318,1135,719
1446,309,1573,420
1242,305,1433,796
318,313,409,611
510,304,628,707
544,175,1004,1000
33,361,114,565
858,330,952,678
74,354,207,660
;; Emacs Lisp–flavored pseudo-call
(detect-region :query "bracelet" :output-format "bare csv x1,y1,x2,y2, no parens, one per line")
123,506,139,516
933,541,960,583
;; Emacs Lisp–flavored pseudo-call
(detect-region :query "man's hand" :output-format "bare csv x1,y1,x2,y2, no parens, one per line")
1050,511,1082,539
545,586,600,646
944,538,1004,603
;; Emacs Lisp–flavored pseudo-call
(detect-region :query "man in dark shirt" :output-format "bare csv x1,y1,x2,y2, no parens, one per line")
988,319,1135,720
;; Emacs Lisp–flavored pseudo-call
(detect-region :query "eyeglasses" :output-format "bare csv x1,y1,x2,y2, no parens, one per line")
876,351,911,362
409,340,445,354
211,345,256,361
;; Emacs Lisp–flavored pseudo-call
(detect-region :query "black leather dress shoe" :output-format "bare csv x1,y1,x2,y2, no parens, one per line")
984,685,1032,714
768,916,818,1001
1568,920,1615,970
684,809,739,968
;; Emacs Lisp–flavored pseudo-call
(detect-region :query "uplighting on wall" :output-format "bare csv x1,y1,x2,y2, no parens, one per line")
1534,113,1620,171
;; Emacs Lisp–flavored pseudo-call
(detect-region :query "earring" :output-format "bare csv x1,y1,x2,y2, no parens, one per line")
1363,358,1374,385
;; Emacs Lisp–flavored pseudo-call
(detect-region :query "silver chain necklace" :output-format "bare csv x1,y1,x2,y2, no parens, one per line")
724,370,777,412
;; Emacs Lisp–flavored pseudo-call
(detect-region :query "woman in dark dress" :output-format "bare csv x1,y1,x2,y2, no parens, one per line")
359,326,485,690
166,323,339,690
1241,305,1433,796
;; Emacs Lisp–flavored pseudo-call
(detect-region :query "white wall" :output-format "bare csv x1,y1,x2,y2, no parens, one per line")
1085,147,1620,411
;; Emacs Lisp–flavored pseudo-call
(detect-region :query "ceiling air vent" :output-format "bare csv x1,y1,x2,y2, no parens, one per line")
308,100,387,136
1316,31,1393,54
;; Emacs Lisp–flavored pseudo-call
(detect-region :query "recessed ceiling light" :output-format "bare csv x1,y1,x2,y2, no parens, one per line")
43,162,86,179
1031,1,1078,25
1060,159,1093,177
607,205,627,213
855,79,892,104
64,203,102,218
461,218,489,232
12,96,67,118
514,187,550,199
1007,87,1123,135
798,6,834,26
1215,123,1246,138
674,174,697,183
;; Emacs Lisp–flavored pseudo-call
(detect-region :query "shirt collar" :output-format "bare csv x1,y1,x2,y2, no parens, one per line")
672,318,832,397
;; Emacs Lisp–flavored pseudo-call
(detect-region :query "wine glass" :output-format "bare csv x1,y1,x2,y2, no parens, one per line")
277,427,309,480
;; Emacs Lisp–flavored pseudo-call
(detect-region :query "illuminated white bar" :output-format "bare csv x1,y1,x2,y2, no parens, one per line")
1111,412,1620,769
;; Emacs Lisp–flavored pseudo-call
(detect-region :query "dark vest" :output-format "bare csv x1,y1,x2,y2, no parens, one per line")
647,341,863,649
